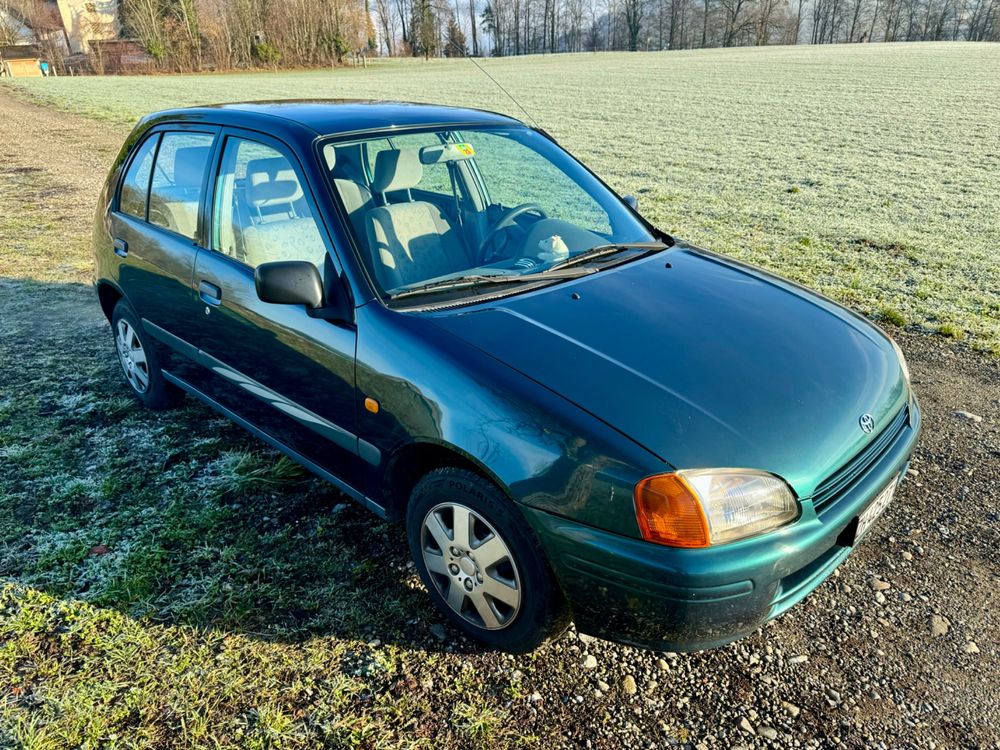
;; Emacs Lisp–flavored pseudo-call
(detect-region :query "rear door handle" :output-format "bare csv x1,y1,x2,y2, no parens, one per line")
113,238,128,257
199,280,222,306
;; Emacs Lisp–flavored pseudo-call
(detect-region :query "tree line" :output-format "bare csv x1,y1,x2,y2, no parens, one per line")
466,0,998,55
2,0,997,72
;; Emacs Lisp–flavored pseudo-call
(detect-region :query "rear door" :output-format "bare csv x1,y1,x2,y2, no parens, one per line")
187,129,364,488
111,125,219,375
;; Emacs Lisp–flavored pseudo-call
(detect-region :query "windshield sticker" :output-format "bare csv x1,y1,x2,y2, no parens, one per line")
455,143,475,156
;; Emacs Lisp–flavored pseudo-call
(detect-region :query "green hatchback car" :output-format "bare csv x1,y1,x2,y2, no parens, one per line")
94,101,920,652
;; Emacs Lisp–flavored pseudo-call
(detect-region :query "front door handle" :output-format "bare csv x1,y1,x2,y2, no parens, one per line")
113,238,128,257
199,280,222,306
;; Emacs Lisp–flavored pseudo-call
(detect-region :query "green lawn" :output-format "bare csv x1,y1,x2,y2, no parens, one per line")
9,42,1000,351
2,43,1000,749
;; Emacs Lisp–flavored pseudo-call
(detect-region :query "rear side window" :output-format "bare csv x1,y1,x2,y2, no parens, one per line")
119,134,159,219
148,132,214,239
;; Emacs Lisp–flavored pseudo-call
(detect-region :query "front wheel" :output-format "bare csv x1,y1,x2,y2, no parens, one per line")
407,467,568,652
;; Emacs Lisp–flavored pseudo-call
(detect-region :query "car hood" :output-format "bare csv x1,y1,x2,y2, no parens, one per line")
431,244,909,498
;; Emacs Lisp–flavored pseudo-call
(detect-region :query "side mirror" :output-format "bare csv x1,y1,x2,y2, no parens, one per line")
255,261,323,308
623,195,639,212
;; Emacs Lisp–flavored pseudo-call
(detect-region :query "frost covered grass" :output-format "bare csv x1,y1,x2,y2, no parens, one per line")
2,43,1000,748
7,41,1000,352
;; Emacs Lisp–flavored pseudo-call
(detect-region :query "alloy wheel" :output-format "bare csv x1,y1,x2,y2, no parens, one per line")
116,319,150,394
420,502,522,630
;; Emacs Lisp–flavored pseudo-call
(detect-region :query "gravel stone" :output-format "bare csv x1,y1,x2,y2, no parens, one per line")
428,624,447,640
952,410,983,423
582,654,598,669
782,701,801,719
622,675,637,695
930,615,950,637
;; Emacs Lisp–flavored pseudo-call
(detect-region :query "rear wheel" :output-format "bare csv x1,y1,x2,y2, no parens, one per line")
111,301,181,410
407,467,568,652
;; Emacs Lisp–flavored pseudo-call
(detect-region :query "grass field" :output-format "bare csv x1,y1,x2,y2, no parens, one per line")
2,43,1000,749
8,42,1000,352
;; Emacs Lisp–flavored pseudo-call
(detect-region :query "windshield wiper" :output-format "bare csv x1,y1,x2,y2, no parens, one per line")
391,269,594,301
545,242,668,272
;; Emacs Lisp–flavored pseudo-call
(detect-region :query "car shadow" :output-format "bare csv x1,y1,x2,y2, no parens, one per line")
0,277,483,655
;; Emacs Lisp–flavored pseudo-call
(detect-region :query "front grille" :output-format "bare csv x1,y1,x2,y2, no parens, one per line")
810,405,909,514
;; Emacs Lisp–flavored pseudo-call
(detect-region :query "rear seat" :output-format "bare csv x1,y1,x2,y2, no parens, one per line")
149,146,209,238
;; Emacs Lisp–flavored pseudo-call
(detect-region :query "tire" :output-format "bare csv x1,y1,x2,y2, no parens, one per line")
407,467,569,652
110,300,182,411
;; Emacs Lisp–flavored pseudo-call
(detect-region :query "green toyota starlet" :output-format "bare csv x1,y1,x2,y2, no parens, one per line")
94,100,920,652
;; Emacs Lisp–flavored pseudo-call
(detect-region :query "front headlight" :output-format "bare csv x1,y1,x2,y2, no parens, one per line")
889,337,911,385
634,469,799,548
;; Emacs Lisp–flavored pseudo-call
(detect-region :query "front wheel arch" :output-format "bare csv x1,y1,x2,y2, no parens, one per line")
380,440,512,522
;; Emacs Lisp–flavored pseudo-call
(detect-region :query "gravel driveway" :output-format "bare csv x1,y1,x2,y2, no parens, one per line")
1,88,997,749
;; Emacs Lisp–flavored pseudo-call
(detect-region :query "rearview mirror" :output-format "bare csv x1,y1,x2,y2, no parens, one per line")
255,261,323,308
623,195,639,211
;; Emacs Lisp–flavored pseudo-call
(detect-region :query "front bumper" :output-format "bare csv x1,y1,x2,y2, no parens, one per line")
524,399,922,652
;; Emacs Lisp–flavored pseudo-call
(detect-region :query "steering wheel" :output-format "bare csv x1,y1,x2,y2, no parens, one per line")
477,203,547,261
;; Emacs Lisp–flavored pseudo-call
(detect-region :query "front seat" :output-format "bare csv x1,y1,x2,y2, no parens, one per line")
324,144,375,240
364,149,470,290
240,160,327,269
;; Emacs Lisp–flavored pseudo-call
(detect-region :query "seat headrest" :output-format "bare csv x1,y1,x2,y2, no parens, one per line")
322,143,337,170
247,179,300,208
372,149,422,193
246,156,304,204
173,147,210,188
420,143,475,165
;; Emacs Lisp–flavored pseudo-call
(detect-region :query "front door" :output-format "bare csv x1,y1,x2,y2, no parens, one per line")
188,130,363,488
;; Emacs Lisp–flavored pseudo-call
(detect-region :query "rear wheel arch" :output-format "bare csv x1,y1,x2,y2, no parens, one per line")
97,281,124,322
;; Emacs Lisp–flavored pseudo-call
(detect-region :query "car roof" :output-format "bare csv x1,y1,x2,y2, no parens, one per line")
141,99,524,138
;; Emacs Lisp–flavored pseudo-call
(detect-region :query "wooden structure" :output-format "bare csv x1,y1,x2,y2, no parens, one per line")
0,45,43,77
88,39,155,74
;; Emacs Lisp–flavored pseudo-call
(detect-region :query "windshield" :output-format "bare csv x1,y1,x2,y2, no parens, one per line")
319,126,660,303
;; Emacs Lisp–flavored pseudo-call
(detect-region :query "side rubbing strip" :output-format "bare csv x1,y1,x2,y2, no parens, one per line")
198,350,358,455
141,318,199,361
358,439,382,466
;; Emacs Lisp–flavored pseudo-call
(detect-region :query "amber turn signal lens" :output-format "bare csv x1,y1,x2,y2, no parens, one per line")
634,474,711,548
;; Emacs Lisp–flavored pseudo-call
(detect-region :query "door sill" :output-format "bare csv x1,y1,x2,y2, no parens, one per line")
161,369,387,518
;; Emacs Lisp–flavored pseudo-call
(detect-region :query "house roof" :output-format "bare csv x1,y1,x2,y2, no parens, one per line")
0,44,41,60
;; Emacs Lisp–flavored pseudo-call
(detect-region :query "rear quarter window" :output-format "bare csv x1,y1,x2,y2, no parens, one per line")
119,134,159,220
147,132,215,239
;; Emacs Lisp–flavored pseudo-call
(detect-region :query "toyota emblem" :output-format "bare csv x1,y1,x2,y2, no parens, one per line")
859,413,875,433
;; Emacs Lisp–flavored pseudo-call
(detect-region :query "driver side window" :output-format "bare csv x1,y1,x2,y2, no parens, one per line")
470,131,612,235
211,137,328,270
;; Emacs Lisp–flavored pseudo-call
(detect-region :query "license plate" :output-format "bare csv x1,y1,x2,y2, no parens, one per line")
856,476,898,541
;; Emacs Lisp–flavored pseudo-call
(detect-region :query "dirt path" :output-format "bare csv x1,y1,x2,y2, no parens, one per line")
0,88,127,205
1,85,998,748
0,88,129,284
